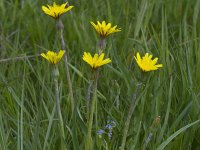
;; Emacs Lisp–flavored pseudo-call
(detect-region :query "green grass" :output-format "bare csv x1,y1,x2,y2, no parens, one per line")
0,0,200,149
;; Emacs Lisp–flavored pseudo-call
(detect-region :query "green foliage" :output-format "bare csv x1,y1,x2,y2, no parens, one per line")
0,0,200,149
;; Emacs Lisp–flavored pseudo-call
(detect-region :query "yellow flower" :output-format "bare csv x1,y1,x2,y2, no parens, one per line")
42,2,73,19
134,52,163,72
90,21,121,37
41,50,65,65
82,52,111,69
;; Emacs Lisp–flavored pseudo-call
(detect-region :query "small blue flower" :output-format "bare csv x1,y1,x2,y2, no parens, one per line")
105,124,113,130
97,117,117,140
97,129,104,135
97,129,104,138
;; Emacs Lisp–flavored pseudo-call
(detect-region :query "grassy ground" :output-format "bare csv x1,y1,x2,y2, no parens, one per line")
0,0,200,149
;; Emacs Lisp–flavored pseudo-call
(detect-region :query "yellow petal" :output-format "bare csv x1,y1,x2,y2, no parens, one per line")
61,2,68,8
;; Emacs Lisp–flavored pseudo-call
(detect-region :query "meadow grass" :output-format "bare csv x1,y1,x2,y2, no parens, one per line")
0,0,200,149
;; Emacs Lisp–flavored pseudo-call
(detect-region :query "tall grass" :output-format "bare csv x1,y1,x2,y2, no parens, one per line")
0,0,200,149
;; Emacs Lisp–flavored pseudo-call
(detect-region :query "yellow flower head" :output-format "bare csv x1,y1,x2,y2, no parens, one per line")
82,52,111,69
134,52,163,72
41,50,65,65
90,21,121,38
42,2,73,19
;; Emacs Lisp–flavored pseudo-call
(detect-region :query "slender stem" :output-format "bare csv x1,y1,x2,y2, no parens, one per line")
98,38,106,55
94,38,106,140
119,83,142,150
53,66,66,150
85,70,98,150
86,80,92,120
57,19,74,114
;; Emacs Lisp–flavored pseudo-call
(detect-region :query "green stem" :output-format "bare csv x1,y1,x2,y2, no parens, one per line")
57,19,74,114
85,70,98,150
86,80,92,121
53,66,66,150
119,83,142,150
94,38,105,137
98,38,106,55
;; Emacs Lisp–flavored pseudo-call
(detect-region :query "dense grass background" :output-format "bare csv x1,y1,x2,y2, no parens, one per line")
0,0,200,149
